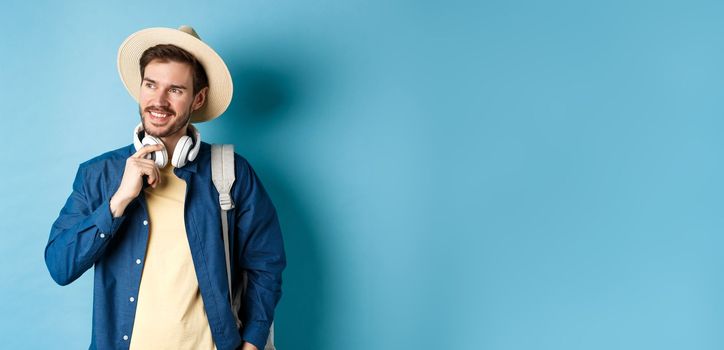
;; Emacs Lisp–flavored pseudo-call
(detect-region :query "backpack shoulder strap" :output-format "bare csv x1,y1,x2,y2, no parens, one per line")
211,144,277,350
211,144,239,326
211,144,236,211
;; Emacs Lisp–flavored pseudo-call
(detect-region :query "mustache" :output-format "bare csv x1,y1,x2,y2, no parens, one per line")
144,106,175,114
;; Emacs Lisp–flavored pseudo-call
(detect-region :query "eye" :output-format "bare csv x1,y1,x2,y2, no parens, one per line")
144,82,155,89
170,88,182,94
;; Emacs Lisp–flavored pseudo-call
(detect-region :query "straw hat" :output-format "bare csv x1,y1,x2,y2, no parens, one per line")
117,25,233,123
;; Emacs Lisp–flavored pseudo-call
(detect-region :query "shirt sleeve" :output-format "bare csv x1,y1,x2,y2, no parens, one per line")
233,156,287,349
44,164,127,286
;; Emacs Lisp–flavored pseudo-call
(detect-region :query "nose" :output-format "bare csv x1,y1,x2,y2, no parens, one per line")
148,89,170,108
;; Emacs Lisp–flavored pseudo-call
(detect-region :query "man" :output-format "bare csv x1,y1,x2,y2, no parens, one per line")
44,26,286,350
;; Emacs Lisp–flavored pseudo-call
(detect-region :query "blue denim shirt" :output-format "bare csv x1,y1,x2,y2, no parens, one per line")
44,142,286,350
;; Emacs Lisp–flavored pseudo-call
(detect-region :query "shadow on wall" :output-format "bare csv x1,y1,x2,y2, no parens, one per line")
219,51,329,350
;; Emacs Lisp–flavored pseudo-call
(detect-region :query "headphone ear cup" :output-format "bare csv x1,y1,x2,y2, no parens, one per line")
141,135,168,168
171,135,193,168
186,124,202,163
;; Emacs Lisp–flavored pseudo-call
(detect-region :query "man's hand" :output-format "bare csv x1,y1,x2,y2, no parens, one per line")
239,342,259,350
109,144,163,217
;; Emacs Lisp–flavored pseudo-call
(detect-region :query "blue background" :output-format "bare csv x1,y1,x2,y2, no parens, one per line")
1,0,723,349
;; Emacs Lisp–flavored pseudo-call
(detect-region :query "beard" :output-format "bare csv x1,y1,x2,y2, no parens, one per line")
138,104,193,138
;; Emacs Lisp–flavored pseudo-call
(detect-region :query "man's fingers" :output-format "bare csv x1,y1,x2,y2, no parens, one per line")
152,164,162,188
132,157,158,168
137,164,156,179
133,162,156,180
132,143,164,159
137,163,163,188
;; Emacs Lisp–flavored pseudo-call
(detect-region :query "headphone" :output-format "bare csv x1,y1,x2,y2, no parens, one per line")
133,122,202,168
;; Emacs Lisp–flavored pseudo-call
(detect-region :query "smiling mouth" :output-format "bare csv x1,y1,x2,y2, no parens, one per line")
149,111,173,118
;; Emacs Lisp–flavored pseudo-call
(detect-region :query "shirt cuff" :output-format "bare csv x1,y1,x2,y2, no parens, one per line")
93,199,127,237
242,321,271,350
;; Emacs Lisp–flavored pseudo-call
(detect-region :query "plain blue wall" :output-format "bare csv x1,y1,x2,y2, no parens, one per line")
2,0,723,349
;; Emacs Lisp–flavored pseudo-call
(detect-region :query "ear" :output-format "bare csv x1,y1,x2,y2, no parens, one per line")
192,86,209,111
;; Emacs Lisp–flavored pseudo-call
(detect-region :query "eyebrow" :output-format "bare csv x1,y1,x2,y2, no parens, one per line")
142,77,188,90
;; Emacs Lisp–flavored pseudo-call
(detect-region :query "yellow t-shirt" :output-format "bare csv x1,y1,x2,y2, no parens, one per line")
129,164,216,350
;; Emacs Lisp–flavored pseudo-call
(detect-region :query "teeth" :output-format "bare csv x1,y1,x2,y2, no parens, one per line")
150,111,170,118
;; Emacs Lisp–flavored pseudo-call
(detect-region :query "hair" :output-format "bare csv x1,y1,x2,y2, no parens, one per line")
139,44,209,95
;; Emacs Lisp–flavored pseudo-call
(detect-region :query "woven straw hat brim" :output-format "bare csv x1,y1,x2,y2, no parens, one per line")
117,27,233,123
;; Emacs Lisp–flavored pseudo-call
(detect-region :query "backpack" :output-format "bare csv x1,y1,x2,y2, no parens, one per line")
211,144,276,350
